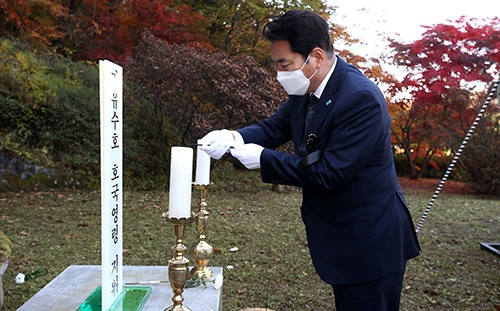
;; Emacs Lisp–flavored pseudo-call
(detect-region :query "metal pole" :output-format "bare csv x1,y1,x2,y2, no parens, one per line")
415,79,500,234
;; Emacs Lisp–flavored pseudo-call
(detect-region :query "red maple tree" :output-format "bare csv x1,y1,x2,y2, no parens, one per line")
0,0,211,62
64,0,211,63
388,16,500,179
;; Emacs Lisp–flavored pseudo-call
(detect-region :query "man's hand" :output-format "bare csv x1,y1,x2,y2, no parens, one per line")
199,129,243,160
230,143,264,169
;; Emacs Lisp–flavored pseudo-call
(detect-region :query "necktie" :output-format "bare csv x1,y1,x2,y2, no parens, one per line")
305,93,318,129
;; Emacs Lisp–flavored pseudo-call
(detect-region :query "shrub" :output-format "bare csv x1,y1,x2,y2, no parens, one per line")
124,32,286,187
0,232,12,263
460,107,500,195
0,38,100,186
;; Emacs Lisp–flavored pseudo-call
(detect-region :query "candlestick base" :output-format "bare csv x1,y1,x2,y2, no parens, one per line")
189,239,214,280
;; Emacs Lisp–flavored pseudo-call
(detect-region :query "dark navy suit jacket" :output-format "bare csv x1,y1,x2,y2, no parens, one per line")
237,56,421,285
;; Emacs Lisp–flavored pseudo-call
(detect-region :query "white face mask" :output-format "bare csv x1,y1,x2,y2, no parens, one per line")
276,54,318,96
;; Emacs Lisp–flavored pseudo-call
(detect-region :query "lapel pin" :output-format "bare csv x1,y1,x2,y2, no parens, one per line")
325,99,332,106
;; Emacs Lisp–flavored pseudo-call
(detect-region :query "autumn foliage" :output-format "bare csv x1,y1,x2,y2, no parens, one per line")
0,0,67,45
388,17,500,190
0,0,211,63
1,0,500,193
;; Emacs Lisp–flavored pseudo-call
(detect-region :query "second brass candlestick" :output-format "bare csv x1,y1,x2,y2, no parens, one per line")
189,185,214,280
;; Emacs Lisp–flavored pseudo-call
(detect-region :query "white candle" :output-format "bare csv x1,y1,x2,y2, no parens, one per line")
168,147,193,218
195,139,211,185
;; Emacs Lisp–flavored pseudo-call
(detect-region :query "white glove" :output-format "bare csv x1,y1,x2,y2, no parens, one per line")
230,143,264,169
199,129,244,160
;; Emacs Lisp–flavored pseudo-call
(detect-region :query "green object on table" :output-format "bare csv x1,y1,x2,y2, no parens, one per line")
80,286,152,311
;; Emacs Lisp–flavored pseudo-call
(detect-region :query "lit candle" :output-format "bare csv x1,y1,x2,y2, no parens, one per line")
168,147,193,218
195,139,211,185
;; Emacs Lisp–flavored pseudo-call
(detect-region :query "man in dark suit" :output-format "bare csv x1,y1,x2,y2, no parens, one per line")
200,10,420,310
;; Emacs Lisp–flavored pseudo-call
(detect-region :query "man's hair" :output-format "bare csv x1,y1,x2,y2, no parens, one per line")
263,10,335,60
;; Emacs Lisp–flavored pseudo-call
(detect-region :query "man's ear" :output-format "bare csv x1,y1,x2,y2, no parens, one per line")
310,47,325,69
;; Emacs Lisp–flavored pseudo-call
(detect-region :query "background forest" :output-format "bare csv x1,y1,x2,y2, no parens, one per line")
0,0,499,195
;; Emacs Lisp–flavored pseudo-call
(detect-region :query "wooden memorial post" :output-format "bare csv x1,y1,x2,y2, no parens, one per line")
80,60,150,310
100,60,124,309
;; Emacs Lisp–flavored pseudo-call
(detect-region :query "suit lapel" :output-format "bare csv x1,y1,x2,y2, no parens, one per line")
304,96,334,136
288,95,309,144
303,56,348,138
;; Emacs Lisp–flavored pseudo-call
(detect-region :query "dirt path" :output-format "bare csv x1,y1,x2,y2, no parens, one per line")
398,177,474,196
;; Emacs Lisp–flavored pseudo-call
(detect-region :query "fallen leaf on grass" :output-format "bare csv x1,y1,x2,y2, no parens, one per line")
213,247,222,254
423,289,439,296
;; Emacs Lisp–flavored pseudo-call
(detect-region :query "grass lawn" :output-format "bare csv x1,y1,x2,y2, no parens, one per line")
0,170,499,310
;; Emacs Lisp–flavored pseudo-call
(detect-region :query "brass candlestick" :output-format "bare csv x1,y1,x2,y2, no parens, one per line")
163,212,197,311
189,184,214,280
